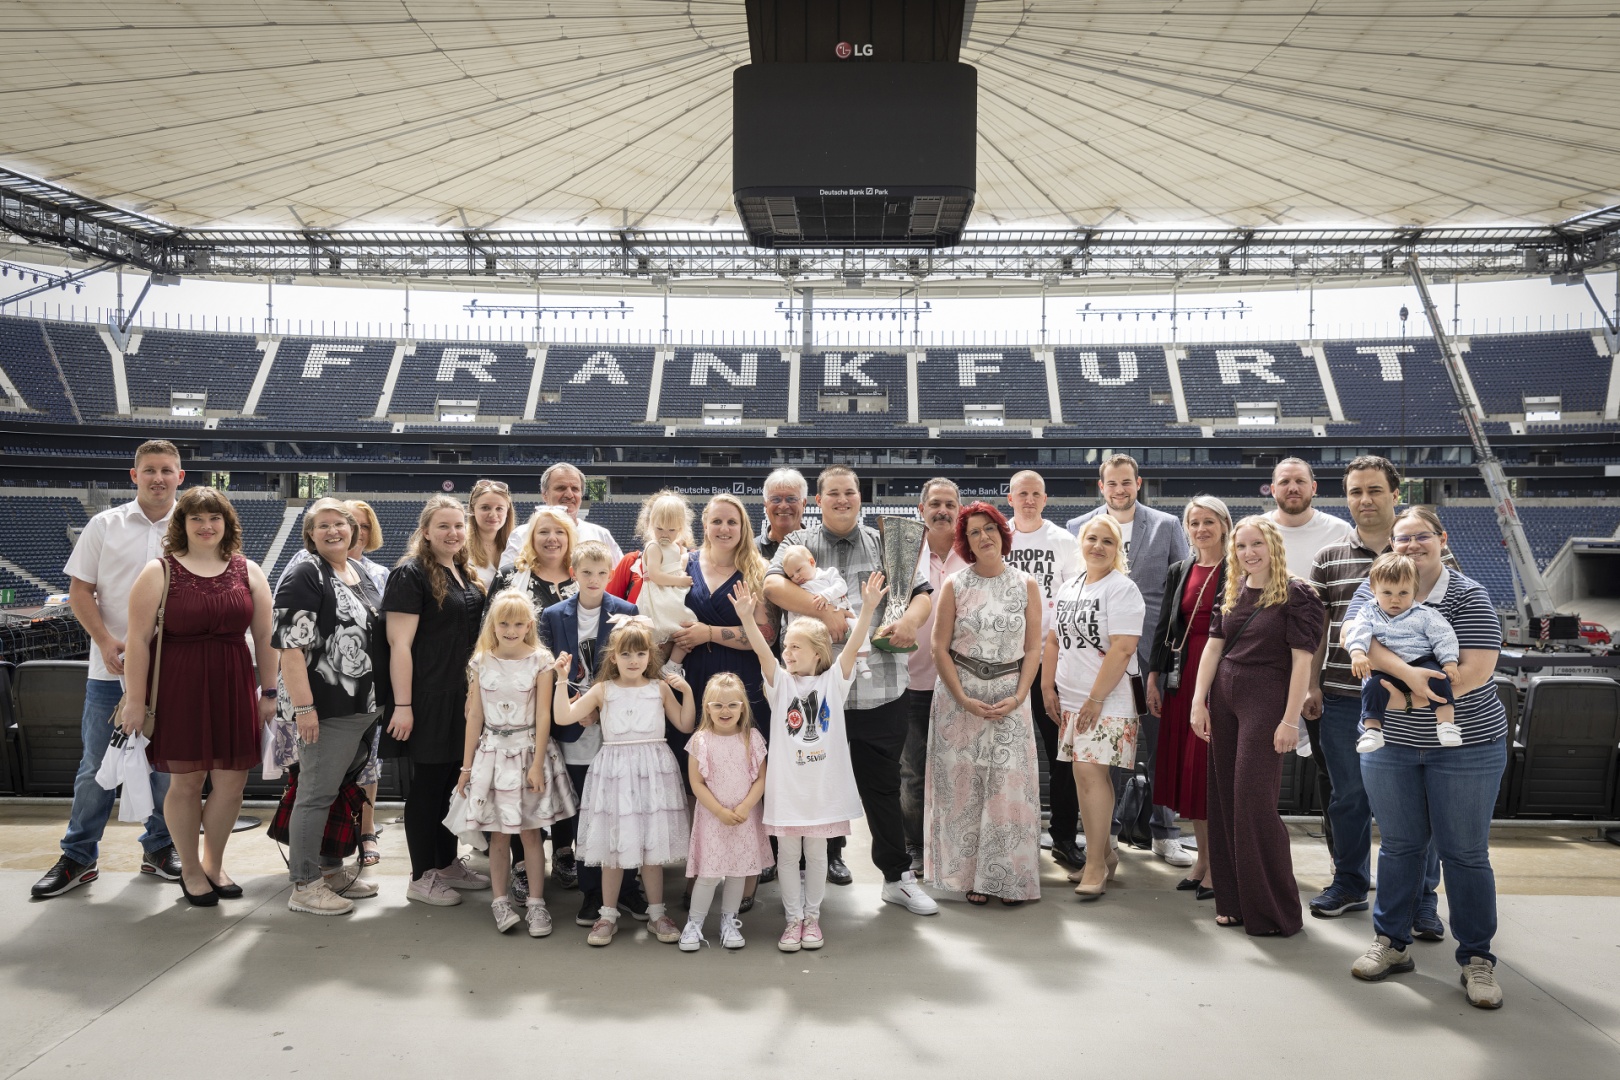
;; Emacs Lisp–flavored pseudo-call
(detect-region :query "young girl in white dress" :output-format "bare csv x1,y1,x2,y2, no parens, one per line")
551,616,695,948
680,672,771,952
453,590,577,937
638,492,696,672
732,571,887,953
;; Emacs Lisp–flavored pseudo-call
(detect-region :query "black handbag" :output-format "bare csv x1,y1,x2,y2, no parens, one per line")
1162,565,1218,693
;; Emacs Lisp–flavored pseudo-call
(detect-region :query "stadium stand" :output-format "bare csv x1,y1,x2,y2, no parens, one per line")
920,348,1047,422
531,344,656,431
1179,342,1329,421
1054,346,1183,435
125,329,261,413
250,336,396,424
39,321,118,420
799,348,906,433
0,316,79,423
660,347,789,421
1464,331,1611,418
1322,337,1466,436
389,341,534,417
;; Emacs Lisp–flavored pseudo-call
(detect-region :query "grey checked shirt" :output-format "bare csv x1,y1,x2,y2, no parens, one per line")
766,522,932,711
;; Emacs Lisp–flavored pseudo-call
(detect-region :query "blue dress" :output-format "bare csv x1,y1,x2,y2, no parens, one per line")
668,552,770,777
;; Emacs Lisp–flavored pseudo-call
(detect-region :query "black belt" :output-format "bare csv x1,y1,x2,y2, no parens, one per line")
950,650,1022,681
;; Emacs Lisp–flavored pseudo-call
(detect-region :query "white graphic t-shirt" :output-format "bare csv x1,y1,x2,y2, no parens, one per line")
1118,519,1135,562
762,665,864,828
1007,520,1081,634
1052,569,1145,717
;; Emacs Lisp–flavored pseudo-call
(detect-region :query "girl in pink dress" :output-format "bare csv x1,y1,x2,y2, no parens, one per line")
680,672,770,952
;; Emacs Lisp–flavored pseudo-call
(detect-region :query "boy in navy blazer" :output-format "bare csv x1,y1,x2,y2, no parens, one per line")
539,541,641,926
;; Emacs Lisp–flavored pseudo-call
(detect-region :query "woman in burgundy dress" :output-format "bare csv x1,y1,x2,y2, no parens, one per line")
1146,496,1231,900
120,487,277,906
1188,515,1324,937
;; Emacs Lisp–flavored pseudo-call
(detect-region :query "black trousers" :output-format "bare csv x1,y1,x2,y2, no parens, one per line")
1304,716,1335,853
404,760,460,881
1030,665,1079,841
826,693,911,883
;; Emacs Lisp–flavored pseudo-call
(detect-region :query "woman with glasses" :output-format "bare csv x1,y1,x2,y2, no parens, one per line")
1343,507,1509,1010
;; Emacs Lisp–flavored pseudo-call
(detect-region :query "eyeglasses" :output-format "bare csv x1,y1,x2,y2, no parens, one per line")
1392,531,1437,545
766,494,803,506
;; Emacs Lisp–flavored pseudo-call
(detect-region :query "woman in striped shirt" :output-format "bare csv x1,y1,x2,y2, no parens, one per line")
1342,506,1509,1010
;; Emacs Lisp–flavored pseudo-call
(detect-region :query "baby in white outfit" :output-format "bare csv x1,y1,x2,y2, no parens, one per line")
780,545,870,679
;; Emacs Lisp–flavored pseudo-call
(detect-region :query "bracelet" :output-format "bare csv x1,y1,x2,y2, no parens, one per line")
1280,720,1299,729
395,702,412,708
1087,695,1104,704
459,766,472,773
293,704,316,716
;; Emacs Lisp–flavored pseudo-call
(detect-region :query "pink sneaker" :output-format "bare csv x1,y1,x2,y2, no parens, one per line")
649,914,682,943
777,920,803,953
436,858,491,891
406,870,462,907
800,917,824,950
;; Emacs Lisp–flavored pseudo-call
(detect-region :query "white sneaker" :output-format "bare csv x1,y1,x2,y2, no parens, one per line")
881,871,939,915
322,865,378,898
288,879,354,916
678,918,708,952
1151,838,1196,868
1296,724,1313,758
491,897,521,933
1436,721,1463,747
719,914,746,950
1460,957,1504,1009
1352,935,1414,981
525,900,553,938
406,869,463,907
1357,727,1386,754
436,858,491,891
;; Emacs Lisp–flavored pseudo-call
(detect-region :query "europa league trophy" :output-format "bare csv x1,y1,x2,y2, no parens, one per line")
870,515,927,653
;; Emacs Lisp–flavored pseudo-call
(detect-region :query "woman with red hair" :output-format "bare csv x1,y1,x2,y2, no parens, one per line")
922,502,1044,906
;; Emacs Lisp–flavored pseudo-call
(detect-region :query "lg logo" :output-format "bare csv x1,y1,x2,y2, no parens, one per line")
835,41,873,58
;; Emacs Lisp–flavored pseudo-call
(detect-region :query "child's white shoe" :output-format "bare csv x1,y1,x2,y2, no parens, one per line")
1357,726,1385,754
678,917,707,952
855,654,873,680
1436,721,1464,747
525,899,553,938
720,914,746,950
491,897,521,934
661,660,685,679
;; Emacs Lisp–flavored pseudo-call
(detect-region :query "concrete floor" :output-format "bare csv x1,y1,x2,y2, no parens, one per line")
3,805,1619,1080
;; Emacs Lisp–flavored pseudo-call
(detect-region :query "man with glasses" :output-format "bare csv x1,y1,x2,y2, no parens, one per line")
759,468,808,561
1307,455,1454,933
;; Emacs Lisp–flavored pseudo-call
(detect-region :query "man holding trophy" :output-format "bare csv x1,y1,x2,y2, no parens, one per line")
765,465,939,915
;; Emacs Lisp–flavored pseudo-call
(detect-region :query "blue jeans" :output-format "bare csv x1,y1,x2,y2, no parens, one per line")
1319,693,1439,903
1360,737,1507,966
60,678,172,864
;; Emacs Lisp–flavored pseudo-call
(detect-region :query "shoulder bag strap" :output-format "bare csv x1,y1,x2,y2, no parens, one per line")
142,557,172,737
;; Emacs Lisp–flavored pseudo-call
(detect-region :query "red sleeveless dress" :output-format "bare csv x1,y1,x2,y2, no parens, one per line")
146,554,261,773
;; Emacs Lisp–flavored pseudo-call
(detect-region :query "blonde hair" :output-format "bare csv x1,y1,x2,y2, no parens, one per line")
599,619,664,683
472,589,542,667
698,672,754,738
1223,515,1294,613
1078,514,1130,575
515,505,577,574
783,616,835,675
1182,495,1232,549
344,499,383,553
1368,552,1418,587
301,497,359,556
571,539,612,571
405,494,483,608
641,491,695,547
466,479,515,574
700,493,768,597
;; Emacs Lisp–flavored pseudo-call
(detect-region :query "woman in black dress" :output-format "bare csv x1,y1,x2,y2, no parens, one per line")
384,494,489,906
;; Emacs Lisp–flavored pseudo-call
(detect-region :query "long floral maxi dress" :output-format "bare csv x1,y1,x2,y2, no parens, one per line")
923,565,1042,901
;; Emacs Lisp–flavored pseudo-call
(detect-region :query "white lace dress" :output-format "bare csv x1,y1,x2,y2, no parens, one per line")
456,651,576,835
576,681,690,867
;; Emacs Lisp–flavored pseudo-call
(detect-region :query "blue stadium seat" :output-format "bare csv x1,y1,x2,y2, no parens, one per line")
1054,346,1181,434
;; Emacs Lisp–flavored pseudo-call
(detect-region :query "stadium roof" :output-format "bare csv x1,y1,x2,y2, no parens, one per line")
5,0,1618,234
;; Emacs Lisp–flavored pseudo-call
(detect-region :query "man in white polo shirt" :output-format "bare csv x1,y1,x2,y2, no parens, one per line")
1267,457,1354,580
31,440,185,898
1004,470,1084,870
502,461,625,568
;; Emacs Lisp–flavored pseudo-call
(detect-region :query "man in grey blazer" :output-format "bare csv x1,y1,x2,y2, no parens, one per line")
1066,453,1194,867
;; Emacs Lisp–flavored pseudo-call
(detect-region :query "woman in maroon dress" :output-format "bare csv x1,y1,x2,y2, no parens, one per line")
1146,496,1231,900
1188,515,1324,937
121,487,277,906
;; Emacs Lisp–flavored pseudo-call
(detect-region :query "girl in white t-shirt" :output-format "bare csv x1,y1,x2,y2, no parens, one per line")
731,571,887,953
1041,514,1145,901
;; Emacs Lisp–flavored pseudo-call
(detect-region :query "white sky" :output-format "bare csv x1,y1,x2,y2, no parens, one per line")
2,257,1616,347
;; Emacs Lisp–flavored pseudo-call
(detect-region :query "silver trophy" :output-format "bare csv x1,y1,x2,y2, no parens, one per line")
871,515,927,653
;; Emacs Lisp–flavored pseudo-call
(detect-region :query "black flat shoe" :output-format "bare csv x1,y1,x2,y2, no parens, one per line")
758,864,778,885
1175,877,1201,891
1050,838,1087,870
826,856,853,887
1196,885,1216,901
205,875,244,899
738,894,755,915
180,878,219,907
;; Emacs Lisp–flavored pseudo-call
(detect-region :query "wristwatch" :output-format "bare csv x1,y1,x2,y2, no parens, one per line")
259,687,278,699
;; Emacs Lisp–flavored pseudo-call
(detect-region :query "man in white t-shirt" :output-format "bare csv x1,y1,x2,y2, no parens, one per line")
502,462,625,569
1004,470,1084,870
32,440,185,898
900,477,968,871
1267,457,1354,580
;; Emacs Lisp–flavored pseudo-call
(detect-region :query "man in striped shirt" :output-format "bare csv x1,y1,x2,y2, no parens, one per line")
1306,455,1454,931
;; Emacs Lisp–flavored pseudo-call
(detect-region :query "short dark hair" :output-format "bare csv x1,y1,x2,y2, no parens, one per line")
1099,453,1139,481
1273,456,1315,481
954,502,1014,562
164,486,241,558
1343,455,1400,491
